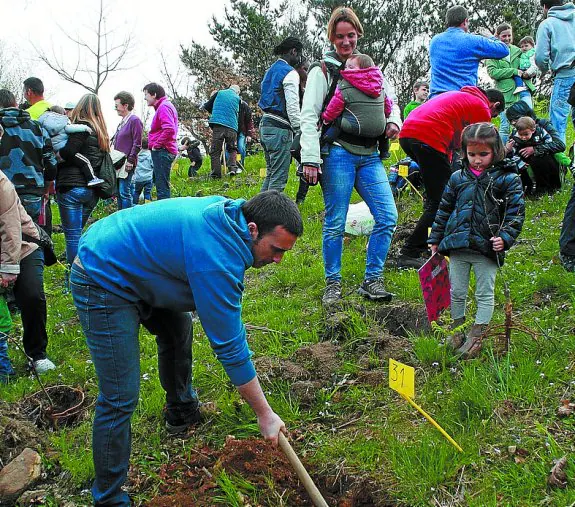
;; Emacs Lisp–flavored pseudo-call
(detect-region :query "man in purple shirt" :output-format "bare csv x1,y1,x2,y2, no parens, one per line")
143,83,179,200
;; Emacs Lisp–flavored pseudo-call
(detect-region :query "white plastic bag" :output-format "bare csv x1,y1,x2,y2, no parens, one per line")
345,201,374,236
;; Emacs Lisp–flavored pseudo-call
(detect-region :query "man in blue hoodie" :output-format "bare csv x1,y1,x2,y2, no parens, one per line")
535,0,575,144
429,5,509,98
70,190,303,506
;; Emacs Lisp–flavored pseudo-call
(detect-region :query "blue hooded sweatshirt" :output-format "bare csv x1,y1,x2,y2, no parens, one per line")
77,196,256,386
429,27,509,97
535,2,575,77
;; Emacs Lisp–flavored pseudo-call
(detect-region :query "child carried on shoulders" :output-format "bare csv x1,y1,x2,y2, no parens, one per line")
38,106,104,188
428,123,525,359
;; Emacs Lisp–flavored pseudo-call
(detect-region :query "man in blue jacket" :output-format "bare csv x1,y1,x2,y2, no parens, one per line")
535,0,575,144
259,36,303,192
70,190,303,506
429,5,509,98
203,84,241,178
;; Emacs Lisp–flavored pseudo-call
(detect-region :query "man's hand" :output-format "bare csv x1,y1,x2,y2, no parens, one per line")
246,136,252,143
519,146,535,158
491,237,504,252
430,244,438,255
125,162,134,172
303,165,321,185
257,411,287,446
517,69,524,78
0,273,17,289
505,140,515,154
386,122,400,140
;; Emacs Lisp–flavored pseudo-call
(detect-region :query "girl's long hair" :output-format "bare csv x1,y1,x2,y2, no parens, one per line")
460,123,505,165
70,94,110,152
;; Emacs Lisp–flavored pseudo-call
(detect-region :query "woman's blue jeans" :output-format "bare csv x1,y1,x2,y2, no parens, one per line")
151,148,176,200
321,145,398,282
70,264,199,506
57,187,98,264
117,171,134,209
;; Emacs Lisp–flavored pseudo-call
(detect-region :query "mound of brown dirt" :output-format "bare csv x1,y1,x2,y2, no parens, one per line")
372,303,429,338
0,402,43,470
294,342,340,374
147,437,386,506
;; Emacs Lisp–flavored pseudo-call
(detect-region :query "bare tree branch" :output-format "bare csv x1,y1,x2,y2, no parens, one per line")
34,0,135,95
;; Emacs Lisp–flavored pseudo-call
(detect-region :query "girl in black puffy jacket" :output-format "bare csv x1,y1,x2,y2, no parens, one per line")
428,123,525,359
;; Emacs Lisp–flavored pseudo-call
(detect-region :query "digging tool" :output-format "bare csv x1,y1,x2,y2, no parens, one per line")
278,432,329,507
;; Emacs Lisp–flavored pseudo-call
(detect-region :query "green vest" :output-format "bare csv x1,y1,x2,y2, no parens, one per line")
337,80,386,156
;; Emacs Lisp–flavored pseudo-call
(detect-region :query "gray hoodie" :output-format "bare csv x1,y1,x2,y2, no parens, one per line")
535,2,575,77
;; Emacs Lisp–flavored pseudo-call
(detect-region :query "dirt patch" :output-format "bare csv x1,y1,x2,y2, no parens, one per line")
356,369,387,386
291,380,323,406
351,331,413,364
0,409,43,469
372,303,429,338
147,437,387,506
254,357,311,383
295,342,340,374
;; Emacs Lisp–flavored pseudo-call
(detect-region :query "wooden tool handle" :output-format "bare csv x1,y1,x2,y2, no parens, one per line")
278,432,329,507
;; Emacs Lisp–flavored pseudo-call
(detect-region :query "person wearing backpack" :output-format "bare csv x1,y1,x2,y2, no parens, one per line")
299,7,400,306
56,94,110,267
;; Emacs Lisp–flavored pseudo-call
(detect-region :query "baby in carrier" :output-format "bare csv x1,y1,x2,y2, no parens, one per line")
38,106,104,187
320,53,393,159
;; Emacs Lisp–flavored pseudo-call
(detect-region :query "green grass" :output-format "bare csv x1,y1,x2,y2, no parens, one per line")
1,117,575,505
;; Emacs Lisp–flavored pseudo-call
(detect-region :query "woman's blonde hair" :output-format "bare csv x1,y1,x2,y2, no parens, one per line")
461,122,505,165
327,7,364,42
70,94,110,152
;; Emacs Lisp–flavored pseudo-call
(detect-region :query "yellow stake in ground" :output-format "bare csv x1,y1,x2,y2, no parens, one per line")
389,358,463,453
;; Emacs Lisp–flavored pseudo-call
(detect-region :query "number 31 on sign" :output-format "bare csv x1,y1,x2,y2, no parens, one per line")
388,358,415,398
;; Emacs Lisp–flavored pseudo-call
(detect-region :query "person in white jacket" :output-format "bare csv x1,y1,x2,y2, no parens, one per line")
299,6,400,306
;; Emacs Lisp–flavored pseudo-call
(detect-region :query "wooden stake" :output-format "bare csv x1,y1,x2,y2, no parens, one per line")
278,433,329,507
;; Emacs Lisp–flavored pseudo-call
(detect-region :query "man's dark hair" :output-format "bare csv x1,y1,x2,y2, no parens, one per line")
445,6,468,27
114,91,135,111
540,0,563,8
0,89,17,108
23,77,44,96
143,82,166,99
273,37,303,56
242,190,303,238
483,88,505,114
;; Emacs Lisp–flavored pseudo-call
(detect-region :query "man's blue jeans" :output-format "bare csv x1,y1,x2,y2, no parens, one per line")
499,110,510,145
550,75,575,144
117,172,134,209
70,264,199,506
321,145,398,282
237,132,247,166
151,148,176,200
57,187,98,264
260,121,293,192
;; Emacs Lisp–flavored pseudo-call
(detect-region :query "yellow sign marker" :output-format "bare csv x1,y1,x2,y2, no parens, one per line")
260,167,267,178
389,358,415,398
398,163,409,178
389,358,463,453
390,141,401,152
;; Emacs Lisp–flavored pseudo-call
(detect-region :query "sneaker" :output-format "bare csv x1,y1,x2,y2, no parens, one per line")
32,358,56,374
228,168,237,176
322,280,342,306
397,254,425,270
235,167,243,174
560,253,575,273
446,317,466,349
87,177,105,187
357,278,393,301
513,86,527,95
164,405,203,435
